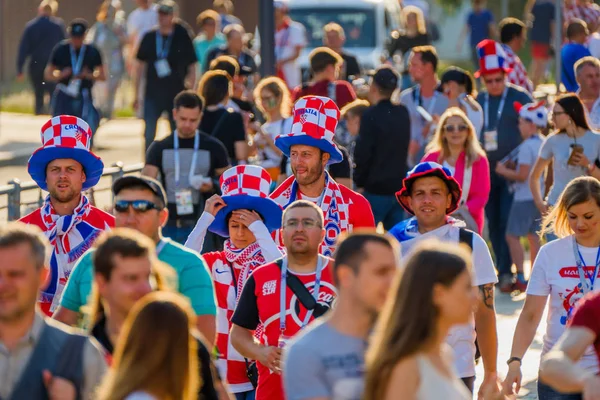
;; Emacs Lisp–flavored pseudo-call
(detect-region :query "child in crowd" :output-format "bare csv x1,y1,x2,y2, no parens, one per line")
495,101,547,292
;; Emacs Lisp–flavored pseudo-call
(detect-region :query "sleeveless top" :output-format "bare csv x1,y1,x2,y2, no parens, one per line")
415,354,471,400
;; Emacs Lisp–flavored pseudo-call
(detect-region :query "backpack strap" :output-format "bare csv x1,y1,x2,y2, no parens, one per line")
458,228,474,252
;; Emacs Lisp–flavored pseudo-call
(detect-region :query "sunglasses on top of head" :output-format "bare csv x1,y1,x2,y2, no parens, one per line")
114,200,162,213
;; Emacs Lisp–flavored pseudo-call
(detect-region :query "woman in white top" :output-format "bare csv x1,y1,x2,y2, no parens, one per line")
252,77,291,181
363,239,478,400
530,94,600,218
503,176,600,400
97,292,199,400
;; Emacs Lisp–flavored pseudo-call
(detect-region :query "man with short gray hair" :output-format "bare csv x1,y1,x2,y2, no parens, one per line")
0,222,107,400
575,56,600,129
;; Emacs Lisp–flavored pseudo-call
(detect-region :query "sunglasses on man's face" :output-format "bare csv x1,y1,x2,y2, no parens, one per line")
444,124,469,133
114,200,161,213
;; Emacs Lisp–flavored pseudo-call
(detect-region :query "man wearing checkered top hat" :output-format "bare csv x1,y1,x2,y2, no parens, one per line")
20,115,114,317
474,39,532,293
270,96,375,257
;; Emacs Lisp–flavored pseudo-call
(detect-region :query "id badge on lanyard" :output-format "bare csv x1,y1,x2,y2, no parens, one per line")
278,256,324,348
483,88,507,152
174,131,200,216
65,45,86,97
155,32,172,78
572,236,600,295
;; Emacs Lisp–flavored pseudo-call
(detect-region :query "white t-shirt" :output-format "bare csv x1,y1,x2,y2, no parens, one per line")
127,6,158,48
588,32,600,60
258,118,292,169
398,223,498,377
275,21,307,88
526,235,600,373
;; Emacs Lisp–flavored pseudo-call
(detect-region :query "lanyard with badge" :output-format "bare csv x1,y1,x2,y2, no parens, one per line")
65,45,86,97
155,31,173,78
278,256,324,349
173,130,200,216
572,236,600,295
483,88,508,152
415,85,438,119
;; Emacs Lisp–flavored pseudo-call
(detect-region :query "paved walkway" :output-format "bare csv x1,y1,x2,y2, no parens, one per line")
0,112,546,398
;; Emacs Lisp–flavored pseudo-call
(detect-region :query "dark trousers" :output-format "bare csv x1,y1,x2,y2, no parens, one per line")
29,65,55,115
143,94,176,154
485,170,514,277
537,380,582,400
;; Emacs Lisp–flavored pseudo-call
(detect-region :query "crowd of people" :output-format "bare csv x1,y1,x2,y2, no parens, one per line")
8,0,600,399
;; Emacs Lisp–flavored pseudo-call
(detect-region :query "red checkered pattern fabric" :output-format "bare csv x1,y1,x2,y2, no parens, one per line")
276,96,340,145
40,115,92,150
476,39,512,76
220,165,272,198
564,2,600,29
202,252,256,393
502,44,534,93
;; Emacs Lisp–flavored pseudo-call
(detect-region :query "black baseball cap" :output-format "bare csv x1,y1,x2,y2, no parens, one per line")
157,0,176,14
69,19,88,37
112,176,167,208
371,65,400,91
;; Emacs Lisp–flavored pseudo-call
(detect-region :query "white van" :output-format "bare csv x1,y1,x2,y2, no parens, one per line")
287,0,402,76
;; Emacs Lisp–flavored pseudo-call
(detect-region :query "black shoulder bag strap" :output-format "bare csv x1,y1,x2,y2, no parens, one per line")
275,258,330,318
458,228,474,252
210,108,233,138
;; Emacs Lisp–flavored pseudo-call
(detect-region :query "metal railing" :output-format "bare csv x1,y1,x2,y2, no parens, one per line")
0,162,144,221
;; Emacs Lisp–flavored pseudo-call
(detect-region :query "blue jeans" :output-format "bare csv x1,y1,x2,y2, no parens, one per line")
162,224,194,245
538,380,582,400
364,192,405,231
143,95,176,153
234,390,256,400
485,171,514,277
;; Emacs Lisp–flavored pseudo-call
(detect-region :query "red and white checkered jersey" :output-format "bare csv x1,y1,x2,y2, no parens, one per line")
202,251,255,393
502,44,534,94
564,2,600,29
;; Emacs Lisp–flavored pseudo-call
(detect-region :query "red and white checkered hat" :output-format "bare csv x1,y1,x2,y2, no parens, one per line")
209,165,283,237
514,101,548,128
275,96,344,164
27,115,104,191
475,39,513,78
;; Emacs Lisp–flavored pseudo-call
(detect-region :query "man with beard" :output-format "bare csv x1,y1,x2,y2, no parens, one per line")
270,96,374,257
283,233,398,400
230,200,339,400
20,116,114,317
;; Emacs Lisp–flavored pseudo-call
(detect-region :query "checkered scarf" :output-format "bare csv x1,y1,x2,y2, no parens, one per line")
223,240,266,299
40,194,102,308
271,171,349,256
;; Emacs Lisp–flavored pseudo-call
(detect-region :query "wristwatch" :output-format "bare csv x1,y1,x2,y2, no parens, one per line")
506,357,522,366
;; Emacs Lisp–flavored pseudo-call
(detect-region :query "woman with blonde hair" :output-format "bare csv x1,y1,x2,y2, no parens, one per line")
364,239,478,400
421,107,490,233
96,291,200,400
503,177,600,399
251,76,291,181
388,5,431,89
